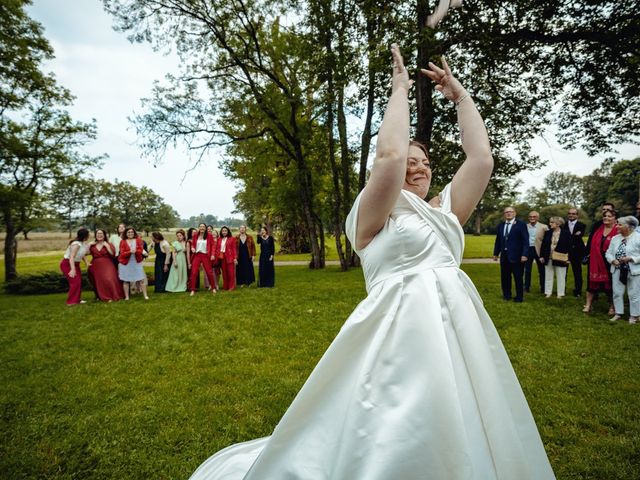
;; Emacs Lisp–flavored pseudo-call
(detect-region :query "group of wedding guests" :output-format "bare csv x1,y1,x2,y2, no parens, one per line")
59,223,276,305
494,202,640,324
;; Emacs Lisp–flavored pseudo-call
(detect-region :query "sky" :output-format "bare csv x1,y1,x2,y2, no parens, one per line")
27,0,640,219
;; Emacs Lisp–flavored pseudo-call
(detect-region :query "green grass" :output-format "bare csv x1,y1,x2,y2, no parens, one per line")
1,264,639,479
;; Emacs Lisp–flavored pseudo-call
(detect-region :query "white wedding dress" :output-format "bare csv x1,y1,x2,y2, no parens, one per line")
190,185,555,479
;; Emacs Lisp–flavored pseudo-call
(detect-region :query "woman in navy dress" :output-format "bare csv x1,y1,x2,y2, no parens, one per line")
257,226,275,287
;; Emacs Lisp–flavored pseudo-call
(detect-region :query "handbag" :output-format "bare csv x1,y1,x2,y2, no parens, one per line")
619,263,629,285
551,251,569,262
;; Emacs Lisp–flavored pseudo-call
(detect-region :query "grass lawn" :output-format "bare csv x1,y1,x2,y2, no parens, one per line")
1,264,639,479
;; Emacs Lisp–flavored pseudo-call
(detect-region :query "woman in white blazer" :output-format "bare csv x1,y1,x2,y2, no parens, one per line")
606,216,640,324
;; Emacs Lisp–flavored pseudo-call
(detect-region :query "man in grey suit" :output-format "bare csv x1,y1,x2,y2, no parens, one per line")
524,211,548,293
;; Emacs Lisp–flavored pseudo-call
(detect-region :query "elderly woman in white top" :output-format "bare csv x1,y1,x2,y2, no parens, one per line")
606,215,640,324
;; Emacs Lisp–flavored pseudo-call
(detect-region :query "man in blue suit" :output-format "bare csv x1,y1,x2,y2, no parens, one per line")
493,206,529,302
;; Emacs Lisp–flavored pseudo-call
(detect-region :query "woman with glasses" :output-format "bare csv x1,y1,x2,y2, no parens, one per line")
583,209,618,313
606,216,640,323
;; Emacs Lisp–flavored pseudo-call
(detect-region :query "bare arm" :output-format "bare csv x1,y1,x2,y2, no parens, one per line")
68,244,79,277
422,57,493,225
356,44,411,250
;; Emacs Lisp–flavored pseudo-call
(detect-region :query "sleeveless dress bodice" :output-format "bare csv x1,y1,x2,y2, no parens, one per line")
354,186,462,293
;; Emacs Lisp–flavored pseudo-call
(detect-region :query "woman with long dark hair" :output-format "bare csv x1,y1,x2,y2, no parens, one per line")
118,227,148,300
60,227,91,305
88,228,123,302
257,226,275,288
236,225,256,287
151,231,172,293
217,225,237,290
166,229,189,292
189,223,217,296
583,209,619,313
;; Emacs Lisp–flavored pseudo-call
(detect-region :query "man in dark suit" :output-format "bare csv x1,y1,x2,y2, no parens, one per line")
493,206,529,302
564,208,586,297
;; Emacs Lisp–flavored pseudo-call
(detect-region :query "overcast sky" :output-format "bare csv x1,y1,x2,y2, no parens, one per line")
28,0,639,219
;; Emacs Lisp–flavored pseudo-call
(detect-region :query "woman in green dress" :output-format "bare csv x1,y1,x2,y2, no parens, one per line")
165,229,189,292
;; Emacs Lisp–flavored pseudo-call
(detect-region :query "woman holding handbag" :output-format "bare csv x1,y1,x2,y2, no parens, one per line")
605,216,640,323
539,216,571,298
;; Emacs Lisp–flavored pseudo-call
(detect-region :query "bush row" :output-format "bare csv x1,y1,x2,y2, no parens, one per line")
4,272,155,295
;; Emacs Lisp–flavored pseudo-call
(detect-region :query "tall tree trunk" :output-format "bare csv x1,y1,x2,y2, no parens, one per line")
416,0,436,145
321,1,347,271
293,145,324,269
474,213,482,236
358,11,377,194
3,209,18,281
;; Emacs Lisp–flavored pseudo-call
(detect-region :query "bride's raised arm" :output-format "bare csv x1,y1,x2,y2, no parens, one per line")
355,45,412,251
422,57,493,224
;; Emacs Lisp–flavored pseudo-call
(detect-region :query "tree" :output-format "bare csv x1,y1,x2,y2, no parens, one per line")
105,0,330,268
49,176,96,237
0,1,103,280
103,0,640,269
414,0,639,172
541,171,584,207
608,158,640,215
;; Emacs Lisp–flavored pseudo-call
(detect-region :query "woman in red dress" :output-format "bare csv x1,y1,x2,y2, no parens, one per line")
217,225,237,290
583,209,619,313
88,228,124,302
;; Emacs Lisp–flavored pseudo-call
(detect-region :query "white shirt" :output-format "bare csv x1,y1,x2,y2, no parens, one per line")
64,241,88,262
220,237,228,253
196,237,208,254
568,220,577,234
527,223,537,247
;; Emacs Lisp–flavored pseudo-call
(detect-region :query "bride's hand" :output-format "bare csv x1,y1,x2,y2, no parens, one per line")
391,44,413,93
420,56,466,103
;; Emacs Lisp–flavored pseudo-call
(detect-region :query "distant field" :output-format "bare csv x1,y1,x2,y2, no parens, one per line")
1,231,496,263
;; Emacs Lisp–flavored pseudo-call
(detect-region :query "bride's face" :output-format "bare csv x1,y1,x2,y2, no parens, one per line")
403,145,431,198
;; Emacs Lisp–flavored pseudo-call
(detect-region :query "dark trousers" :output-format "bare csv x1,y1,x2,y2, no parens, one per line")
524,246,545,293
500,257,525,301
568,254,583,295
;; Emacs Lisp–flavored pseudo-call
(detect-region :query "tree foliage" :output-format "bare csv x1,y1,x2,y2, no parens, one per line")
102,0,640,267
0,0,103,280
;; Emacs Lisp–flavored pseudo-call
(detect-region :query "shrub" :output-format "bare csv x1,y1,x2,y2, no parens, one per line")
4,271,92,295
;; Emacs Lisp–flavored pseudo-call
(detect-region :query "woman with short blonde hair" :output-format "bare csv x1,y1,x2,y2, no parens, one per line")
540,217,571,297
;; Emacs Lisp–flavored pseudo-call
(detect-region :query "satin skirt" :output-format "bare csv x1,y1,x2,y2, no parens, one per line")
190,266,555,479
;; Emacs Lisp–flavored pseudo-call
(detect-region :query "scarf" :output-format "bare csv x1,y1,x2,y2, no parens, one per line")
119,237,144,265
589,224,619,283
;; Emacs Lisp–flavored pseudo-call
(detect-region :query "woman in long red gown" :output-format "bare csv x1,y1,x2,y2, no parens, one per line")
88,228,124,302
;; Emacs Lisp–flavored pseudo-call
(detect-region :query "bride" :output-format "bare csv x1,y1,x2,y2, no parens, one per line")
190,45,555,479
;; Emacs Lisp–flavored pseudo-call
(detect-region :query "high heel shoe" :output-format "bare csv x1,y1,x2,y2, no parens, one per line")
582,305,592,313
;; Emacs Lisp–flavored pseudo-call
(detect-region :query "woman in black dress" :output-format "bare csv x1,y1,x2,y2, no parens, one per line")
236,225,256,287
151,231,172,293
257,226,275,287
